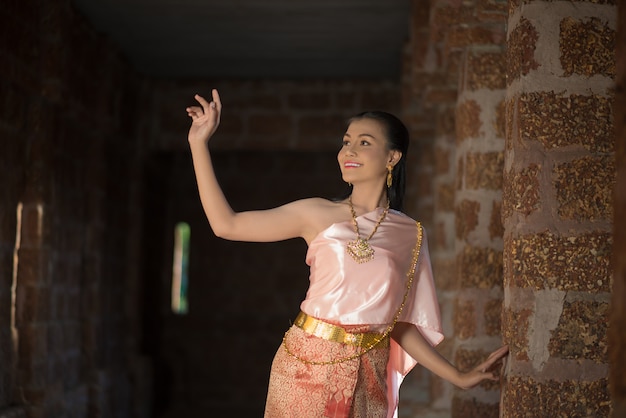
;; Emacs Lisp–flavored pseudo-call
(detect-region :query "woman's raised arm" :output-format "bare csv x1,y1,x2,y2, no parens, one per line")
186,89,315,243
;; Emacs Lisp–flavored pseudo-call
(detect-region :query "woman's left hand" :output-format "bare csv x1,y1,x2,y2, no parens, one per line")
456,345,509,390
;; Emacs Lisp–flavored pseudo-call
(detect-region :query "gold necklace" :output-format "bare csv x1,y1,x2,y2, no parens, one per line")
346,196,390,263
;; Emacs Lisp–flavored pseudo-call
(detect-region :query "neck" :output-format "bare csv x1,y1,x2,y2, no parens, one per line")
349,185,388,214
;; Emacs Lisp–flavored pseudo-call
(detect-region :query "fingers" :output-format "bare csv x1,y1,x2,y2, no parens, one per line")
486,345,509,360
474,345,508,374
196,90,221,111
194,94,212,113
189,91,221,119
186,105,203,118
461,345,508,389
211,89,222,113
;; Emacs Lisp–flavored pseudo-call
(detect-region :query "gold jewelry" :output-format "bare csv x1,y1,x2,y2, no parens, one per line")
282,222,424,365
292,311,388,348
386,165,393,188
345,195,390,263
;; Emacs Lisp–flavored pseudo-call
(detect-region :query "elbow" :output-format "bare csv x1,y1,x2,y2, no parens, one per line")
203,210,238,240
212,225,234,240
211,222,245,241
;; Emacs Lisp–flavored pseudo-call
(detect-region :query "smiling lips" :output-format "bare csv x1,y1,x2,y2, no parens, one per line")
344,162,362,168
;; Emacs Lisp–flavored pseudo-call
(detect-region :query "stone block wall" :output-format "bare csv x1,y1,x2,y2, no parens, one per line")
453,45,507,417
402,0,508,415
400,1,457,413
150,80,401,153
503,0,616,416
144,79,402,417
1,0,624,417
0,1,150,417
611,1,626,415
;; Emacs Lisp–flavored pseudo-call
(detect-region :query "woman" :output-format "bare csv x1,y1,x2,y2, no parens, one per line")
186,90,508,418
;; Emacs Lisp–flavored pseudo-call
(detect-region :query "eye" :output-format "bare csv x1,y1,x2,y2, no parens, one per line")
342,139,350,146
360,140,370,146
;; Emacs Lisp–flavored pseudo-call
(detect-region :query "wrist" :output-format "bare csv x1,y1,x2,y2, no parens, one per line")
188,139,210,150
452,369,466,389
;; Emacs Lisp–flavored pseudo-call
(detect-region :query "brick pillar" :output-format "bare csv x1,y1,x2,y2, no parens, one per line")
452,45,507,415
503,1,615,416
413,0,508,415
402,2,437,230
400,1,459,414
610,1,626,415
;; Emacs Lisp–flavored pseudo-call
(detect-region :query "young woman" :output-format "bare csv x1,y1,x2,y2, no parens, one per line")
186,89,508,418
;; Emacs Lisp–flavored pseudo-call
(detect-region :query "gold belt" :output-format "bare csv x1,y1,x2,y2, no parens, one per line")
293,311,388,348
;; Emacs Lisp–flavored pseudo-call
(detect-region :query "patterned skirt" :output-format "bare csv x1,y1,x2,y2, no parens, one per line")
264,325,390,418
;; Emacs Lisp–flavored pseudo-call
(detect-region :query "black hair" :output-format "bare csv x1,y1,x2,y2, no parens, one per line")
344,111,409,211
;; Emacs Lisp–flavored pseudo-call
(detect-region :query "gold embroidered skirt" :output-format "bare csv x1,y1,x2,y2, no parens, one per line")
264,323,390,418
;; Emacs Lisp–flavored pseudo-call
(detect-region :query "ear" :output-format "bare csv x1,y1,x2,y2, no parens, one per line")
388,150,402,167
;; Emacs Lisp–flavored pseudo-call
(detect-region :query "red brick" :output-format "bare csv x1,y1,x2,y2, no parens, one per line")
360,88,401,111
455,199,480,240
507,18,540,81
16,284,50,322
297,115,346,151
447,26,506,50
287,92,331,109
248,114,292,135
17,324,48,365
454,300,477,339
427,86,459,106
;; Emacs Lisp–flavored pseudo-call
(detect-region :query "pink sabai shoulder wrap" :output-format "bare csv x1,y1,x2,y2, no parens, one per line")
299,208,444,418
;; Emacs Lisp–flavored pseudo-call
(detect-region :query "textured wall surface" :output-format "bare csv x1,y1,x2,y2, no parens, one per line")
1,0,624,416
503,0,616,416
453,42,506,418
0,1,151,417
610,0,626,415
400,0,509,415
401,0,459,413
143,80,401,417
151,80,401,153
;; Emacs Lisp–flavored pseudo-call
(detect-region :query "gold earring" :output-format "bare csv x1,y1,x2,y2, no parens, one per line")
386,165,393,188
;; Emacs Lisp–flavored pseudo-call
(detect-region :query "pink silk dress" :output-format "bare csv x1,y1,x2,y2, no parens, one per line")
265,208,443,418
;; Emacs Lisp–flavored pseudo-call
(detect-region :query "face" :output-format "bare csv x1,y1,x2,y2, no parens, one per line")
337,118,401,186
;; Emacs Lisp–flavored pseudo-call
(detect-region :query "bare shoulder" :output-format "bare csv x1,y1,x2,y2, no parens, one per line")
284,197,342,212
289,197,351,243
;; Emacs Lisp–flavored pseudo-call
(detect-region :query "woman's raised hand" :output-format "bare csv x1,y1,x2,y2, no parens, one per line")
186,89,222,145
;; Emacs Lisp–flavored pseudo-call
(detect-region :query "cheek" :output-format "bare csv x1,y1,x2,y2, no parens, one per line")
337,152,342,164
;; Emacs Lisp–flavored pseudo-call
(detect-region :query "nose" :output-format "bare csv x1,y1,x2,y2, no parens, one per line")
344,143,357,156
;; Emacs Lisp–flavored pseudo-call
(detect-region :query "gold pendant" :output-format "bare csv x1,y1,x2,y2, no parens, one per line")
346,238,375,263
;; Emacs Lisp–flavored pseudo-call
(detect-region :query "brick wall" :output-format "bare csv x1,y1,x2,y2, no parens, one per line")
451,4,508,416
401,1,462,412
402,0,508,415
149,79,401,152
143,79,402,416
0,1,150,417
502,0,616,416
142,150,347,416
0,64,25,418
611,1,626,415
1,0,624,416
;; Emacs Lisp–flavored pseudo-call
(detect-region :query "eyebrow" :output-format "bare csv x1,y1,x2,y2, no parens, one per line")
343,132,378,140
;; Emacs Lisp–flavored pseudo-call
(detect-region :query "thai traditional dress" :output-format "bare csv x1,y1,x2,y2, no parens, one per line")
265,208,443,418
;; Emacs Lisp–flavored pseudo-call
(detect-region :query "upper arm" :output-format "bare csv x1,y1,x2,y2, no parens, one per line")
211,198,321,243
